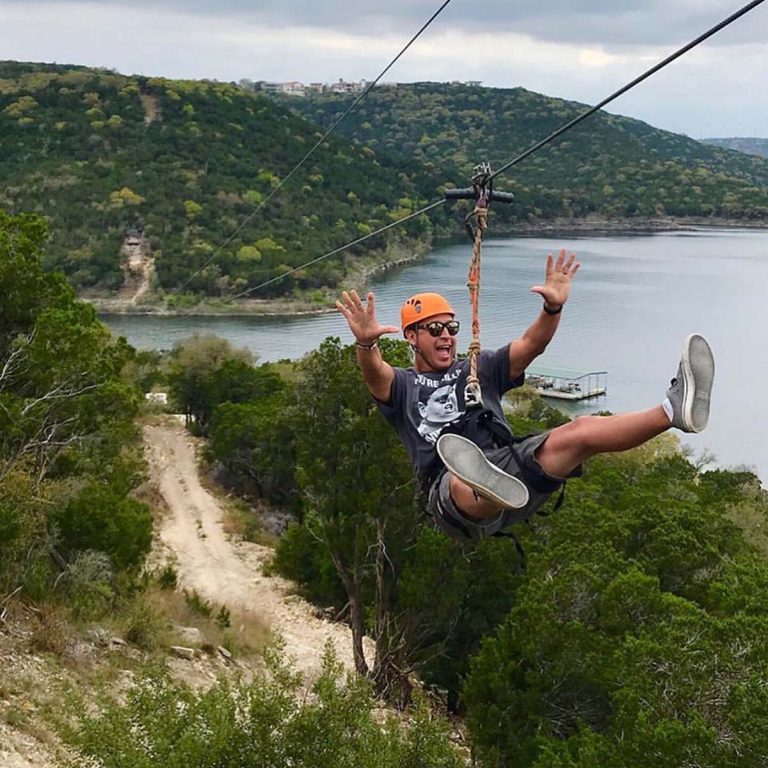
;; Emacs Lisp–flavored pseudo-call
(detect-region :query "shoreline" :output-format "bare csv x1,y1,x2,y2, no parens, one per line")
92,242,430,319
91,218,767,318
498,215,768,236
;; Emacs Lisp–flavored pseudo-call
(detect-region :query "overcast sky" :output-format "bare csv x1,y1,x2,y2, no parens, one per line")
0,0,765,138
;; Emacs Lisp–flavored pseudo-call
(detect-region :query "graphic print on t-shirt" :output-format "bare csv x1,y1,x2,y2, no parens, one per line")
416,381,464,444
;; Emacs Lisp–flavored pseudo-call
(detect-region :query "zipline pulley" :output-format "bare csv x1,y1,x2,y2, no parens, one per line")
444,162,515,239
444,163,515,410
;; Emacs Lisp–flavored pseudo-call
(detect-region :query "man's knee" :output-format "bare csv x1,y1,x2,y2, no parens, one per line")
548,415,602,453
536,416,598,474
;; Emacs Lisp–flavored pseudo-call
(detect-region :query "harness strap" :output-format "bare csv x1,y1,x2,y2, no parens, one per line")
535,483,567,516
491,527,528,572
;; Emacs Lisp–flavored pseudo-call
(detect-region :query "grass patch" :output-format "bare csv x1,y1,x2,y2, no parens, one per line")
197,462,276,546
4,704,28,728
29,607,71,656
156,563,178,589
220,496,272,545
141,583,269,657
122,599,166,651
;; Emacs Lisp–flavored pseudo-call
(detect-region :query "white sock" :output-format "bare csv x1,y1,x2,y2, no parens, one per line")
662,398,674,423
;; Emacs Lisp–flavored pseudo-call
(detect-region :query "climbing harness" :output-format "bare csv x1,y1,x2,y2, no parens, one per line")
444,163,514,410
422,404,567,554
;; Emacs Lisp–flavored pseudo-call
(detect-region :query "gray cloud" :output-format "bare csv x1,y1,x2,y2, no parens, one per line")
0,0,763,136
3,0,765,46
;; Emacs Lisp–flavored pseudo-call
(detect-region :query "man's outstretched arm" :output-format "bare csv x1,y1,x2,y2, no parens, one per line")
508,249,580,381
336,289,399,403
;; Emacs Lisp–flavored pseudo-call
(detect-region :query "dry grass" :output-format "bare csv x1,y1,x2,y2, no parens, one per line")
28,607,71,656
133,478,171,524
196,464,277,547
145,584,270,657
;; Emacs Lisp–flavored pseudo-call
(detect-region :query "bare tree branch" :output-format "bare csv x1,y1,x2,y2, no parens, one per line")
20,379,103,416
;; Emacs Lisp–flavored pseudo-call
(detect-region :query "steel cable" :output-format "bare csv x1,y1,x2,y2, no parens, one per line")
227,0,766,301
227,200,446,301
177,0,455,293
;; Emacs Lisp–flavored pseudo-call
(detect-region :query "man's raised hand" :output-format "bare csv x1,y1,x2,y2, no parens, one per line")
335,290,399,346
530,249,580,308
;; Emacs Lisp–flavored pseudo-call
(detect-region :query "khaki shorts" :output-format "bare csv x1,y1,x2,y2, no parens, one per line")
426,432,581,541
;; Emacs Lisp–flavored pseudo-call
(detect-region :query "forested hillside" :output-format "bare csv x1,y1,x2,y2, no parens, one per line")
3,63,768,306
279,82,768,223
5,208,768,765
0,61,434,300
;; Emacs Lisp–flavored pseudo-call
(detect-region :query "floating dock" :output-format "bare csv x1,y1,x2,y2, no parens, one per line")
527,366,607,402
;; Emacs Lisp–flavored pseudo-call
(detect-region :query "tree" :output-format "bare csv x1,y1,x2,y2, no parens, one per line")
462,451,768,767
260,336,537,706
53,482,152,570
288,338,421,698
167,334,256,433
208,390,298,508
0,211,149,594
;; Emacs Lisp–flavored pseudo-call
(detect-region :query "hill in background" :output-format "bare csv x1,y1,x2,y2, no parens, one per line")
277,82,768,226
702,137,768,159
0,61,433,302
2,63,767,305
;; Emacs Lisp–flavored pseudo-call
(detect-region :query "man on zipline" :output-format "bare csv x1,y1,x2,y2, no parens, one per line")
336,250,715,540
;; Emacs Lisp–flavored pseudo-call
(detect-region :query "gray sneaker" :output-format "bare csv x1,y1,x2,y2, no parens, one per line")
436,434,529,509
666,334,715,433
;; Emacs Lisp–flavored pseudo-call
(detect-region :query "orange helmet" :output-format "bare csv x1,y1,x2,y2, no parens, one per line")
401,292,455,334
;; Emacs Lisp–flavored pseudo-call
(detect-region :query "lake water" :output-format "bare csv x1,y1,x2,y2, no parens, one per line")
105,228,768,482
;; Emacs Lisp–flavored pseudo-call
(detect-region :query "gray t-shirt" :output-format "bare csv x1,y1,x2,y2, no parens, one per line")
376,344,524,477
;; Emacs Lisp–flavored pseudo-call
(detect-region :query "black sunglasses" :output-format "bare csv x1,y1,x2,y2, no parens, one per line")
416,320,461,337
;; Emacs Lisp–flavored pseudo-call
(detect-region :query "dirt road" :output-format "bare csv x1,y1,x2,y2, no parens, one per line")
144,420,366,678
1,420,366,768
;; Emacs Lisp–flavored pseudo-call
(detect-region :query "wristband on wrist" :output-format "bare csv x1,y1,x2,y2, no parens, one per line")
356,340,378,350
543,302,563,316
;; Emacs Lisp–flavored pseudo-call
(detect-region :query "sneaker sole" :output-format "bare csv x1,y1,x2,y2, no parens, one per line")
437,434,529,509
681,333,715,433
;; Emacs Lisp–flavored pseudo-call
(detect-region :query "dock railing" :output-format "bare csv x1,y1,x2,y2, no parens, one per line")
526,366,608,401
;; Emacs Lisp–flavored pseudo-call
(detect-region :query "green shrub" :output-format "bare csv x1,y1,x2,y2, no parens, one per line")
156,563,178,590
122,601,165,651
29,608,70,655
62,646,463,768
0,469,48,591
215,605,231,630
184,589,212,618
52,483,152,571
270,522,347,608
59,550,114,619
20,549,56,602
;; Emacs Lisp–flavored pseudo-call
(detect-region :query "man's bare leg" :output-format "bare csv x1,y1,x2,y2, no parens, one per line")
535,406,671,479
536,334,715,478
449,406,671,520
444,332,714,522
